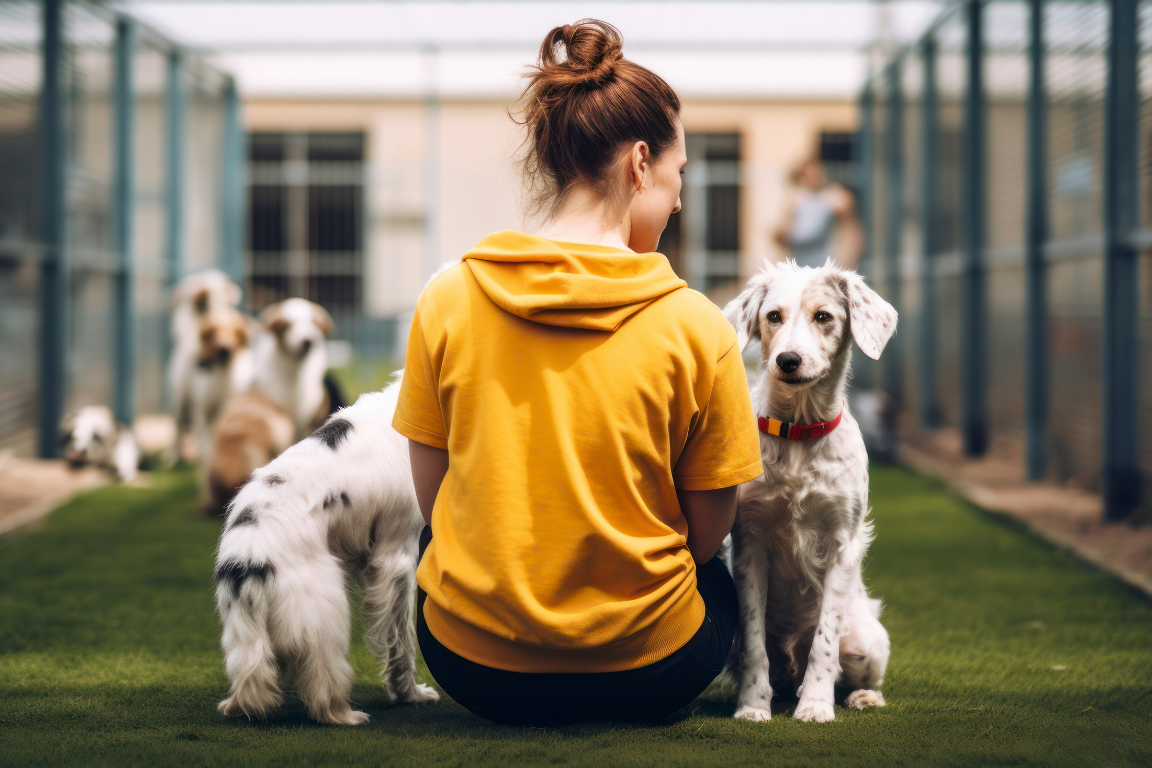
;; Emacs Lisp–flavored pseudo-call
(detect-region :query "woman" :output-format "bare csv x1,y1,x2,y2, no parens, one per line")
773,159,863,270
392,20,764,726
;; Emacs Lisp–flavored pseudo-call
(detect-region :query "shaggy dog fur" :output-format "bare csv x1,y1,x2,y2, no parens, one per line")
214,378,439,725
61,406,140,483
723,260,897,723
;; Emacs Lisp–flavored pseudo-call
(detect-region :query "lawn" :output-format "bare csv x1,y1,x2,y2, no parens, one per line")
1,467,1150,767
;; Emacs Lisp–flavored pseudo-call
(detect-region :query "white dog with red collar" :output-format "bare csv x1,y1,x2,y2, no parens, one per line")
723,259,898,723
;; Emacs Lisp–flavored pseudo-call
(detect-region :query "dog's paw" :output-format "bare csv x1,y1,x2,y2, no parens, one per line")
217,697,243,717
793,699,836,722
845,689,886,710
401,683,440,704
318,708,370,726
733,706,773,722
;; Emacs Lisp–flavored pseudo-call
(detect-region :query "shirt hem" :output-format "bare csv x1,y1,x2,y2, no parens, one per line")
391,413,449,450
673,458,765,491
421,593,706,674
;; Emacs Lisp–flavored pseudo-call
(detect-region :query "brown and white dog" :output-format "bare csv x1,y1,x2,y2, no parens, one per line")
168,270,244,462
192,307,255,507
207,390,295,513
723,259,897,723
254,298,342,441
204,298,346,512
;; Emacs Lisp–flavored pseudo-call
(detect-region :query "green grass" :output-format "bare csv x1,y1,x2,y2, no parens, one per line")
1,468,1150,767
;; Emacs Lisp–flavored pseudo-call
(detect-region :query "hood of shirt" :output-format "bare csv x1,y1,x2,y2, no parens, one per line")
461,230,687,332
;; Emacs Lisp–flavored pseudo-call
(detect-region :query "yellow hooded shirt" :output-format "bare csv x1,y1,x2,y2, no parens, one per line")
393,230,764,673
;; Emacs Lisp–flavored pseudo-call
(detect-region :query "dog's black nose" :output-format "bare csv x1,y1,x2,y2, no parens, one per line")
776,352,802,374
217,347,232,364
300,339,312,357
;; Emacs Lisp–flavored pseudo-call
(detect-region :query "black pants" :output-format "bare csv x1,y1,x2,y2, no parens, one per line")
416,527,738,726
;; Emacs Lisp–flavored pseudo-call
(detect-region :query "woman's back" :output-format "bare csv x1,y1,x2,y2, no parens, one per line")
395,230,762,673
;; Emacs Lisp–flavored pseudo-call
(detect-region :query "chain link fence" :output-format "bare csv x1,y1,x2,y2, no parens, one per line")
861,0,1151,520
0,0,236,456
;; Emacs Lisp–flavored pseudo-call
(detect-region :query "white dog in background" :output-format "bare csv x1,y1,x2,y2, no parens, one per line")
168,270,244,460
254,298,340,441
61,406,141,483
214,378,438,725
723,260,897,723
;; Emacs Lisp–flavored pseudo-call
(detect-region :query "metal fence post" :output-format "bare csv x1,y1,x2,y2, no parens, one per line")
854,81,876,391
884,60,904,409
919,35,943,428
960,0,988,456
221,76,245,285
162,48,186,409
38,0,67,458
1025,0,1049,481
1102,0,1141,520
113,17,137,427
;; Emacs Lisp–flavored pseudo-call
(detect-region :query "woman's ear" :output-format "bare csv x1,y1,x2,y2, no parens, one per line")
839,271,898,359
723,266,772,350
631,141,649,192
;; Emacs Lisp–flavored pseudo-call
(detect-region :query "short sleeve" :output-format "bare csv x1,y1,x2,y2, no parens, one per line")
392,309,448,449
673,342,764,490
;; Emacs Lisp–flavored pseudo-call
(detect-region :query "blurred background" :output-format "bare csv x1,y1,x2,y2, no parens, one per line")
0,0,1149,529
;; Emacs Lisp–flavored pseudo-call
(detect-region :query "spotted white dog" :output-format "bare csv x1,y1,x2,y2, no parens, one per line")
723,260,897,723
61,405,140,483
214,377,439,725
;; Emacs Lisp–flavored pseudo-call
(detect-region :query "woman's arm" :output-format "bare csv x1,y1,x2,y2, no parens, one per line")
409,438,449,526
677,485,739,564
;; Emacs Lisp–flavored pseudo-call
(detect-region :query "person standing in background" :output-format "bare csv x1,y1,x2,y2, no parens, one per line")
773,158,863,270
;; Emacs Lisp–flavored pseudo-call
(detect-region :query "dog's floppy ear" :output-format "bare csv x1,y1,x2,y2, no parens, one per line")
841,272,898,360
722,263,773,350
192,288,211,316
311,303,335,338
259,303,289,338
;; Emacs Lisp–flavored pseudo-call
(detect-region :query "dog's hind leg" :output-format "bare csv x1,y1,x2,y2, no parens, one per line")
278,554,367,726
362,543,439,705
217,563,282,719
732,527,774,722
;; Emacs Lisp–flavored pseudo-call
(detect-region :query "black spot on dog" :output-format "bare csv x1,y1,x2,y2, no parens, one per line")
228,506,258,529
321,491,351,512
313,418,352,450
214,560,274,599
264,474,285,486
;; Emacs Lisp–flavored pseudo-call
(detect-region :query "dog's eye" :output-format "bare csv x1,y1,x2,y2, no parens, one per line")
814,311,831,323
766,311,782,323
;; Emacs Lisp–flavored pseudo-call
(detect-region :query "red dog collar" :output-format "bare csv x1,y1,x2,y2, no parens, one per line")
757,410,843,441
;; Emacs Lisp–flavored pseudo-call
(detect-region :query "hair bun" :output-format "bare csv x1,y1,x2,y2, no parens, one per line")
539,19,624,85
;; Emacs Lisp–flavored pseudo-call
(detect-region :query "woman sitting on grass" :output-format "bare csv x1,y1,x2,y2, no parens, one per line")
393,19,764,726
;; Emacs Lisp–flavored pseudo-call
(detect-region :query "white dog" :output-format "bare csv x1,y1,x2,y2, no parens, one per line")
168,270,244,457
214,378,439,725
722,260,897,723
254,298,339,441
61,406,140,483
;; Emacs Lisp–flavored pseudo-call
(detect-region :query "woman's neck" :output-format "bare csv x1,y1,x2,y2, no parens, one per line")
534,187,634,251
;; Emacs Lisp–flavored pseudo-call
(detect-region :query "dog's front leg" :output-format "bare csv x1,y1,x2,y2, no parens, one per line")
732,526,774,722
793,556,854,722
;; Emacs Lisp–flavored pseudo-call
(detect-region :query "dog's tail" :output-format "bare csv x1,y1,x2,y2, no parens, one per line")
215,514,282,719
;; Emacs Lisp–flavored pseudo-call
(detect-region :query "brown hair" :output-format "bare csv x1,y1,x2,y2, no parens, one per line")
516,20,681,216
